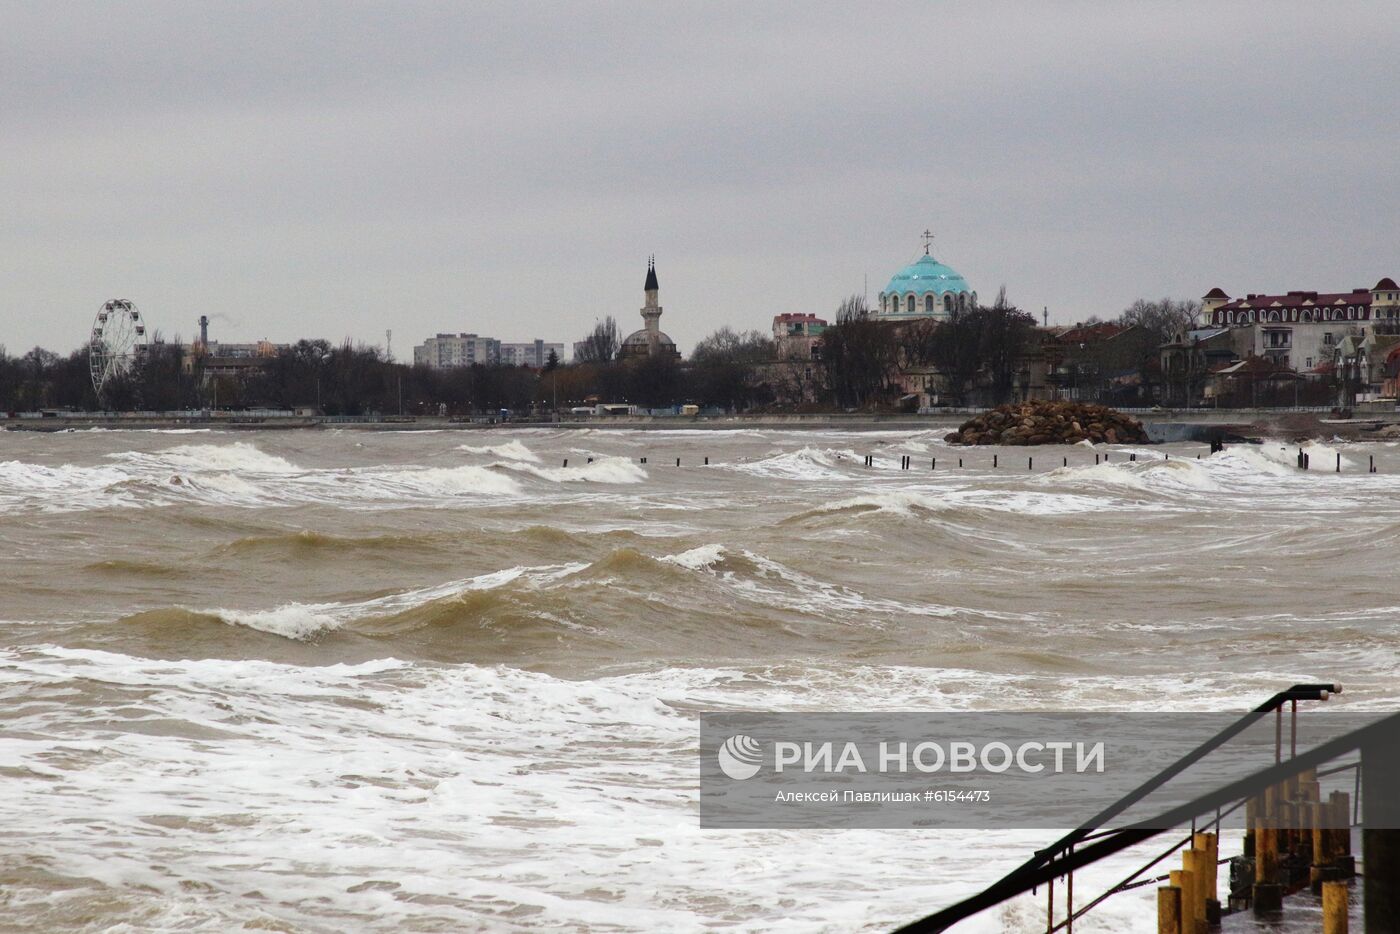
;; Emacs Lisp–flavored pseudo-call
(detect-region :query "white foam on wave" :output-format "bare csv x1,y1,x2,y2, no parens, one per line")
724,446,858,480
456,439,540,462
117,442,300,474
501,456,648,484
1249,440,1356,472
0,460,138,512
1038,458,1221,494
366,464,524,498
209,563,585,638
660,543,729,570
810,488,1126,518
0,647,1197,932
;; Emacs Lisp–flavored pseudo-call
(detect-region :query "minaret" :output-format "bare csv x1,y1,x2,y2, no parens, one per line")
641,255,662,335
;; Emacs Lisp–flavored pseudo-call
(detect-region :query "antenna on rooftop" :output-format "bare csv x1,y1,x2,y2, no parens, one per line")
386,329,392,362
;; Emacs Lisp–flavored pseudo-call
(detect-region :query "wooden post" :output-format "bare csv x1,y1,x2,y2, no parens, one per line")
1028,456,1033,470
704,456,709,465
1255,790,1283,913
563,458,568,467
1157,885,1182,934
1334,791,1354,878
1169,870,1194,934
1183,849,1208,933
1245,796,1258,858
1322,879,1348,934
1193,832,1218,916
993,454,998,468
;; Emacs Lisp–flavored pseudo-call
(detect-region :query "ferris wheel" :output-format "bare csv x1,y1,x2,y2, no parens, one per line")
89,299,148,395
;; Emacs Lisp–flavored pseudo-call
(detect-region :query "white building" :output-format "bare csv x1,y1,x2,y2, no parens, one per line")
1199,279,1400,374
413,333,563,369
500,340,566,368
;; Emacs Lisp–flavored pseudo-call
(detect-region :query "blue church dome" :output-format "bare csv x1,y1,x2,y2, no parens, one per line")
883,254,971,296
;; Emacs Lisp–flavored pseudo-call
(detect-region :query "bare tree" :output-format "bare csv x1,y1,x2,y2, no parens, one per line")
821,295,897,408
979,289,1038,404
576,316,620,363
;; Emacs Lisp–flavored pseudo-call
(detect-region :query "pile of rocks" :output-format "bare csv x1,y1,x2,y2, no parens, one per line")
945,401,1149,446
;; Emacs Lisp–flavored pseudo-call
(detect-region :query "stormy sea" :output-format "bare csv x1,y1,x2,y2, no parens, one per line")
1,427,1396,932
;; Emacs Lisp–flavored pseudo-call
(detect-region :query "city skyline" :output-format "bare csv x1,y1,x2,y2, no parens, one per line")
4,2,1398,355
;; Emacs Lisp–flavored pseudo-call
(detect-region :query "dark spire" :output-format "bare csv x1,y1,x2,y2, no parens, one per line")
644,255,658,292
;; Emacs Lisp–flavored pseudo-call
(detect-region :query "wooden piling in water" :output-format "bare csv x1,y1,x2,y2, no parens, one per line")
1157,885,1182,934
993,454,998,468
1322,879,1348,934
1255,790,1283,913
1169,869,1195,934
563,458,568,467
1245,796,1258,858
1192,832,1217,914
1182,849,1209,933
1332,791,1354,878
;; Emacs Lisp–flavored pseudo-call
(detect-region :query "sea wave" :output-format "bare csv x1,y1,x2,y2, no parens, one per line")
456,439,540,462
114,441,301,474
721,446,859,480
497,456,648,484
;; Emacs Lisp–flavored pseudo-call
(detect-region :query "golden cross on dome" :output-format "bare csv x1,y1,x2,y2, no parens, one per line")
922,229,935,255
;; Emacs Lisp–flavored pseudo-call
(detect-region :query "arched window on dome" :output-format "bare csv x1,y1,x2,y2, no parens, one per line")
906,295,916,314
924,294,934,314
958,293,968,312
944,294,953,313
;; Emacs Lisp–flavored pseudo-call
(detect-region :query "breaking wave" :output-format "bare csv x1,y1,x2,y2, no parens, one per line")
456,439,540,462
496,456,648,484
722,446,859,480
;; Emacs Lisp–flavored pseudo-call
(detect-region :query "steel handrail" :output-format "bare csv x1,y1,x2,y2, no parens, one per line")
893,693,1389,934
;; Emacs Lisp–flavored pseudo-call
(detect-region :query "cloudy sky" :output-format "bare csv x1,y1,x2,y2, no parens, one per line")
3,1,1398,356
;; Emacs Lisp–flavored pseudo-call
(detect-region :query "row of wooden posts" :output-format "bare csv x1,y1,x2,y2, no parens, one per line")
555,450,1378,473
1156,769,1354,932
560,456,711,466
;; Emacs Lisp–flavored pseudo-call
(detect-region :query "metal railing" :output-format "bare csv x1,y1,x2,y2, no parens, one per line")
890,684,1390,933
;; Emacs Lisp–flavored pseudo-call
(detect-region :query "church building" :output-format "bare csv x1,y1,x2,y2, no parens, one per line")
619,257,681,360
876,234,977,320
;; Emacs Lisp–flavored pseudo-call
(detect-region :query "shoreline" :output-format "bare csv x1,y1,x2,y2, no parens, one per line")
5,409,1399,441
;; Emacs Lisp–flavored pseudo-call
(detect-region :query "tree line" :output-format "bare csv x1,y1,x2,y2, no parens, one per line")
2,293,1217,416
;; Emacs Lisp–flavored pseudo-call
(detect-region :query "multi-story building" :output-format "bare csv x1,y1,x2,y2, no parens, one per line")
772,313,827,361
413,334,500,369
413,333,564,369
499,340,566,368
1198,279,1400,373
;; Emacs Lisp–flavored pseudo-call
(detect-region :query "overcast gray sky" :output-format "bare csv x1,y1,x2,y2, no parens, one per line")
3,1,1398,357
